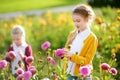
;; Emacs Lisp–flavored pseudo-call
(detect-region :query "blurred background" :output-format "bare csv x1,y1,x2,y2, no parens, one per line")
0,0,120,80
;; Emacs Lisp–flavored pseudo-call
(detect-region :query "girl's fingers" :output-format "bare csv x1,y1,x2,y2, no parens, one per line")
18,51,25,59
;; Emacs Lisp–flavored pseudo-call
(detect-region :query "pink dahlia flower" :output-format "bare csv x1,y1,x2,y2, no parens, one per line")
46,57,56,66
17,68,24,75
55,48,64,59
41,41,51,50
25,56,34,64
8,51,16,59
79,65,91,77
109,68,117,76
101,63,110,70
0,60,7,69
23,71,32,80
16,74,23,80
28,66,36,75
42,78,50,80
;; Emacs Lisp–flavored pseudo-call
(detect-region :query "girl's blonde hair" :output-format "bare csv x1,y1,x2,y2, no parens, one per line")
11,25,25,37
72,4,95,22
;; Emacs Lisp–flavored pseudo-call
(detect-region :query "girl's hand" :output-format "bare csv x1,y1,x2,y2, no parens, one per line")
63,48,72,59
18,51,25,59
4,52,9,59
4,52,15,61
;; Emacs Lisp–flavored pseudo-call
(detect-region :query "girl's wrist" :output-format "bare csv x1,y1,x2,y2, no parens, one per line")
68,54,72,60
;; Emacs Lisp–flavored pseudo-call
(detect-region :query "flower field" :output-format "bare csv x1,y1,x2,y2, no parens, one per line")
0,7,120,80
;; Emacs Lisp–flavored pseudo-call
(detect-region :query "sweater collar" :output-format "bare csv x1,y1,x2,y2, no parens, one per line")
76,28,91,37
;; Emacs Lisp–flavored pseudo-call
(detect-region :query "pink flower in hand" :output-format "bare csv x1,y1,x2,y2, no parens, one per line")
28,66,37,75
55,48,64,59
109,68,117,76
0,60,7,69
46,57,56,66
8,51,16,59
101,63,110,70
79,65,91,77
41,41,51,50
17,68,24,75
23,71,32,80
25,56,34,64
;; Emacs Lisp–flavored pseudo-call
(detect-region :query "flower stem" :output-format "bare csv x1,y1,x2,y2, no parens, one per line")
47,61,50,78
99,59,102,80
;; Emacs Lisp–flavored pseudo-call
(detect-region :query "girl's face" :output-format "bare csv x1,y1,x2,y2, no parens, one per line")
12,34,23,46
72,13,88,32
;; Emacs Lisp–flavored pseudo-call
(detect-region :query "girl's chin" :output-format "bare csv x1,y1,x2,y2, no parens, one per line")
76,28,81,30
16,44,22,46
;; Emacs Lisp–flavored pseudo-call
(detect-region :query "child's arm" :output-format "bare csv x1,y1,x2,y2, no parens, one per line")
19,45,32,59
25,45,32,57
3,45,13,62
3,52,11,62
70,36,98,66
23,45,33,65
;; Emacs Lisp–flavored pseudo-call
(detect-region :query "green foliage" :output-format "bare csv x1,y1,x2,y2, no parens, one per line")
0,7,120,79
87,0,120,7
0,0,86,13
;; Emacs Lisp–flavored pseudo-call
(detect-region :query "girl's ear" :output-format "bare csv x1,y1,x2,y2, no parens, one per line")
86,16,92,23
85,17,89,22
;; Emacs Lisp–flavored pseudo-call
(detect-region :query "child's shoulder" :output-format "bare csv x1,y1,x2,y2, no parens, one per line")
26,44,32,49
8,44,13,51
88,32,98,41
25,44,32,51
69,30,76,36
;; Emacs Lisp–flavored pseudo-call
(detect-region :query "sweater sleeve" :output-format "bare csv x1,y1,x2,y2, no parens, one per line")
70,36,98,65
4,45,13,62
23,45,33,70
25,45,32,57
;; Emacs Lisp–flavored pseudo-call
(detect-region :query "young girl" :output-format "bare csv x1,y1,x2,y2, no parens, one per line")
64,4,98,80
4,25,33,78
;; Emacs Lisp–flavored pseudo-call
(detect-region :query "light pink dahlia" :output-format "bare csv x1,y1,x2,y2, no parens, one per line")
109,68,117,76
0,60,7,69
16,74,23,80
28,66,36,75
42,78,50,80
17,68,24,75
23,71,32,80
55,48,64,59
101,63,110,70
41,41,51,50
46,57,56,66
8,51,16,59
25,56,34,64
79,65,91,77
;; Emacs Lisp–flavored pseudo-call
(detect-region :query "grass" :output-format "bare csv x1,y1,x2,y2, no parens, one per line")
0,0,86,13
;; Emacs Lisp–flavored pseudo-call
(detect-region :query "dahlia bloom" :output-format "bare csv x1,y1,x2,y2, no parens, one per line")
41,78,50,80
41,41,51,50
109,68,117,76
28,66,36,75
0,60,7,69
79,65,91,77
17,68,24,75
25,56,34,64
46,57,56,66
101,63,110,70
8,51,16,59
55,48,64,59
23,71,32,80
16,74,23,80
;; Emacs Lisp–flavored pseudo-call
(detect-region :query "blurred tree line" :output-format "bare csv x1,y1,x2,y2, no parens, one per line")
87,0,120,7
